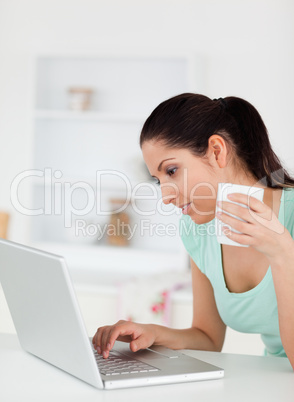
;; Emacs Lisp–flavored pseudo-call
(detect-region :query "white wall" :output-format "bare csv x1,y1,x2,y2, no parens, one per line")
0,0,293,242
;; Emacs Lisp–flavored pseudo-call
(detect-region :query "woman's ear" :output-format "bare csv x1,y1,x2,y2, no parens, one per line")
207,135,228,168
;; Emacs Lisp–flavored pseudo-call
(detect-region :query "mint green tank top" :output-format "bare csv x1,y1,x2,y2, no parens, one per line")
180,188,294,357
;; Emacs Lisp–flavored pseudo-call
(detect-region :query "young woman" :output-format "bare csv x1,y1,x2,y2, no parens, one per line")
92,93,294,369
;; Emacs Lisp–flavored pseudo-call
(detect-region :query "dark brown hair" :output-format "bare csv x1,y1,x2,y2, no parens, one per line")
140,93,294,189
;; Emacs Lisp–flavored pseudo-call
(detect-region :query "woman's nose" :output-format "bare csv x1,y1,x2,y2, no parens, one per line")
160,183,177,205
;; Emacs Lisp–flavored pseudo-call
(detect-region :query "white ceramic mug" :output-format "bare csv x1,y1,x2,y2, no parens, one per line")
215,183,264,247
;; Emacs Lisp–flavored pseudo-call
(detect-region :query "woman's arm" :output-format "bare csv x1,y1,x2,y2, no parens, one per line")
270,245,294,369
92,259,226,358
217,192,294,369
146,259,226,351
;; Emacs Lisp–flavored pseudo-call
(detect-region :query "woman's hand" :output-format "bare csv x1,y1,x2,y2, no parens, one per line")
216,192,293,262
92,320,157,359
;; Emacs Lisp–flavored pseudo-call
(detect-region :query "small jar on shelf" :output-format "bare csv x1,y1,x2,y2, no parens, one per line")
68,87,93,111
0,211,9,239
107,198,130,247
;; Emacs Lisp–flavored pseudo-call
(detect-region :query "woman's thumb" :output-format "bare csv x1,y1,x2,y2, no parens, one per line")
130,335,151,352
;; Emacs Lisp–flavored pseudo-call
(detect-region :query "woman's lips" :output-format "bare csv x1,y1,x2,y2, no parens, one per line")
181,203,191,215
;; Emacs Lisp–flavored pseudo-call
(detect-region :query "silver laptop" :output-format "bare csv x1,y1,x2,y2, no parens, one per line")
0,239,224,389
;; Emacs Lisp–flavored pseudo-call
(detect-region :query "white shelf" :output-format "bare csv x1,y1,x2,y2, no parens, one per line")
34,109,146,122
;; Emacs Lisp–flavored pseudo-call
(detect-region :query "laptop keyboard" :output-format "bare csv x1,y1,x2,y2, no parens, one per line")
93,348,160,376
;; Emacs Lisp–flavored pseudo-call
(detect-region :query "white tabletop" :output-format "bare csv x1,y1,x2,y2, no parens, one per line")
0,334,293,402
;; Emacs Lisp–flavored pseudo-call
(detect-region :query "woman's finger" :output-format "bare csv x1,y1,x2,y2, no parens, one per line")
227,192,266,214
217,201,255,224
221,225,254,246
217,211,251,235
106,322,139,350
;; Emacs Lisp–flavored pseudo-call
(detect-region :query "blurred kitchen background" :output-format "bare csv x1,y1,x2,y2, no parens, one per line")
0,0,293,355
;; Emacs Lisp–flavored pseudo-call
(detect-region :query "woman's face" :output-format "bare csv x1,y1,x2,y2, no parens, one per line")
141,140,220,224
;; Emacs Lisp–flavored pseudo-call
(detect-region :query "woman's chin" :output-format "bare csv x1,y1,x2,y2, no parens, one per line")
189,211,215,225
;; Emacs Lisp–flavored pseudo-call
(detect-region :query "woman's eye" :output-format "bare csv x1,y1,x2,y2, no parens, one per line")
151,167,177,186
166,167,177,176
